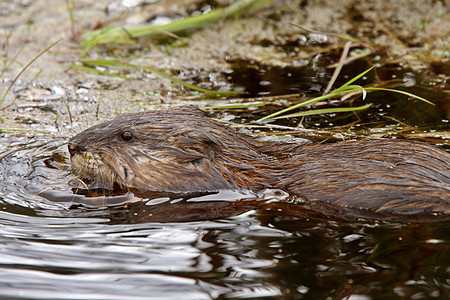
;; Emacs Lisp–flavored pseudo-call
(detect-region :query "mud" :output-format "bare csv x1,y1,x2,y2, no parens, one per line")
1,0,448,137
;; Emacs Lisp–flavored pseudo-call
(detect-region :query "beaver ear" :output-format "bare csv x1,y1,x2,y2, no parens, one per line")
168,130,220,162
171,130,219,149
171,105,207,117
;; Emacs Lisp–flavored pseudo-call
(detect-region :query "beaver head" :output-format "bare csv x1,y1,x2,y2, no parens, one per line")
68,106,276,192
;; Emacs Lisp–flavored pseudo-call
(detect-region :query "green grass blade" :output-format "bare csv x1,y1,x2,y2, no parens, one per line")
335,84,367,99
365,87,434,105
203,102,271,109
335,66,374,90
257,94,335,121
271,104,372,119
257,86,367,121
78,59,239,96
71,64,130,79
138,64,239,96
82,0,273,50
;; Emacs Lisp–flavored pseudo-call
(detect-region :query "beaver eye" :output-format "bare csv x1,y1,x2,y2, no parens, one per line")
121,131,133,141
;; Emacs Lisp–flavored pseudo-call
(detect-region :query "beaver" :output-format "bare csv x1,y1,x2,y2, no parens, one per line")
68,106,450,220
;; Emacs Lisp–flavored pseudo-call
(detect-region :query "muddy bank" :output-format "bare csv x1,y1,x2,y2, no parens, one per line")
0,0,448,139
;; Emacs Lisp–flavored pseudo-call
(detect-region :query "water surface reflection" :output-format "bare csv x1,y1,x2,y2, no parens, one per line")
0,136,448,299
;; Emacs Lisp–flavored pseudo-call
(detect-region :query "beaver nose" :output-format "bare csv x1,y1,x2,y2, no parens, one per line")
68,143,85,156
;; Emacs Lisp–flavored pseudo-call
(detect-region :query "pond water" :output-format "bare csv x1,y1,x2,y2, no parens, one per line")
1,9,449,297
1,121,449,299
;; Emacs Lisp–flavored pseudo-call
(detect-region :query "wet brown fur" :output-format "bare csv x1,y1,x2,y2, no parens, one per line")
69,106,450,219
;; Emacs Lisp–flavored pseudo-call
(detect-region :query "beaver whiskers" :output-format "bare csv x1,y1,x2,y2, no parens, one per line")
69,144,125,189
68,106,450,219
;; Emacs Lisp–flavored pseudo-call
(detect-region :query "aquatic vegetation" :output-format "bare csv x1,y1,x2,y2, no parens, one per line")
81,0,275,54
257,67,433,121
74,59,240,96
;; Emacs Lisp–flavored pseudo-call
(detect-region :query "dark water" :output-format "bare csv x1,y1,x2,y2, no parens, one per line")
0,132,449,299
226,56,450,136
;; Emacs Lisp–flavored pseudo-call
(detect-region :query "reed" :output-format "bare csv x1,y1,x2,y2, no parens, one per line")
81,0,274,54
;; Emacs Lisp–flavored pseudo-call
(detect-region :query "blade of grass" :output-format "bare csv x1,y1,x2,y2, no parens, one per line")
338,85,367,99
335,66,374,90
213,118,299,131
78,59,126,67
202,102,271,109
77,59,240,96
271,104,372,119
65,0,76,37
1,28,19,77
2,44,26,77
0,128,51,134
82,0,274,52
138,64,240,96
257,86,365,121
96,87,103,120
61,94,73,125
324,41,351,94
259,82,432,122
71,64,130,79
365,87,435,105
1,39,62,109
